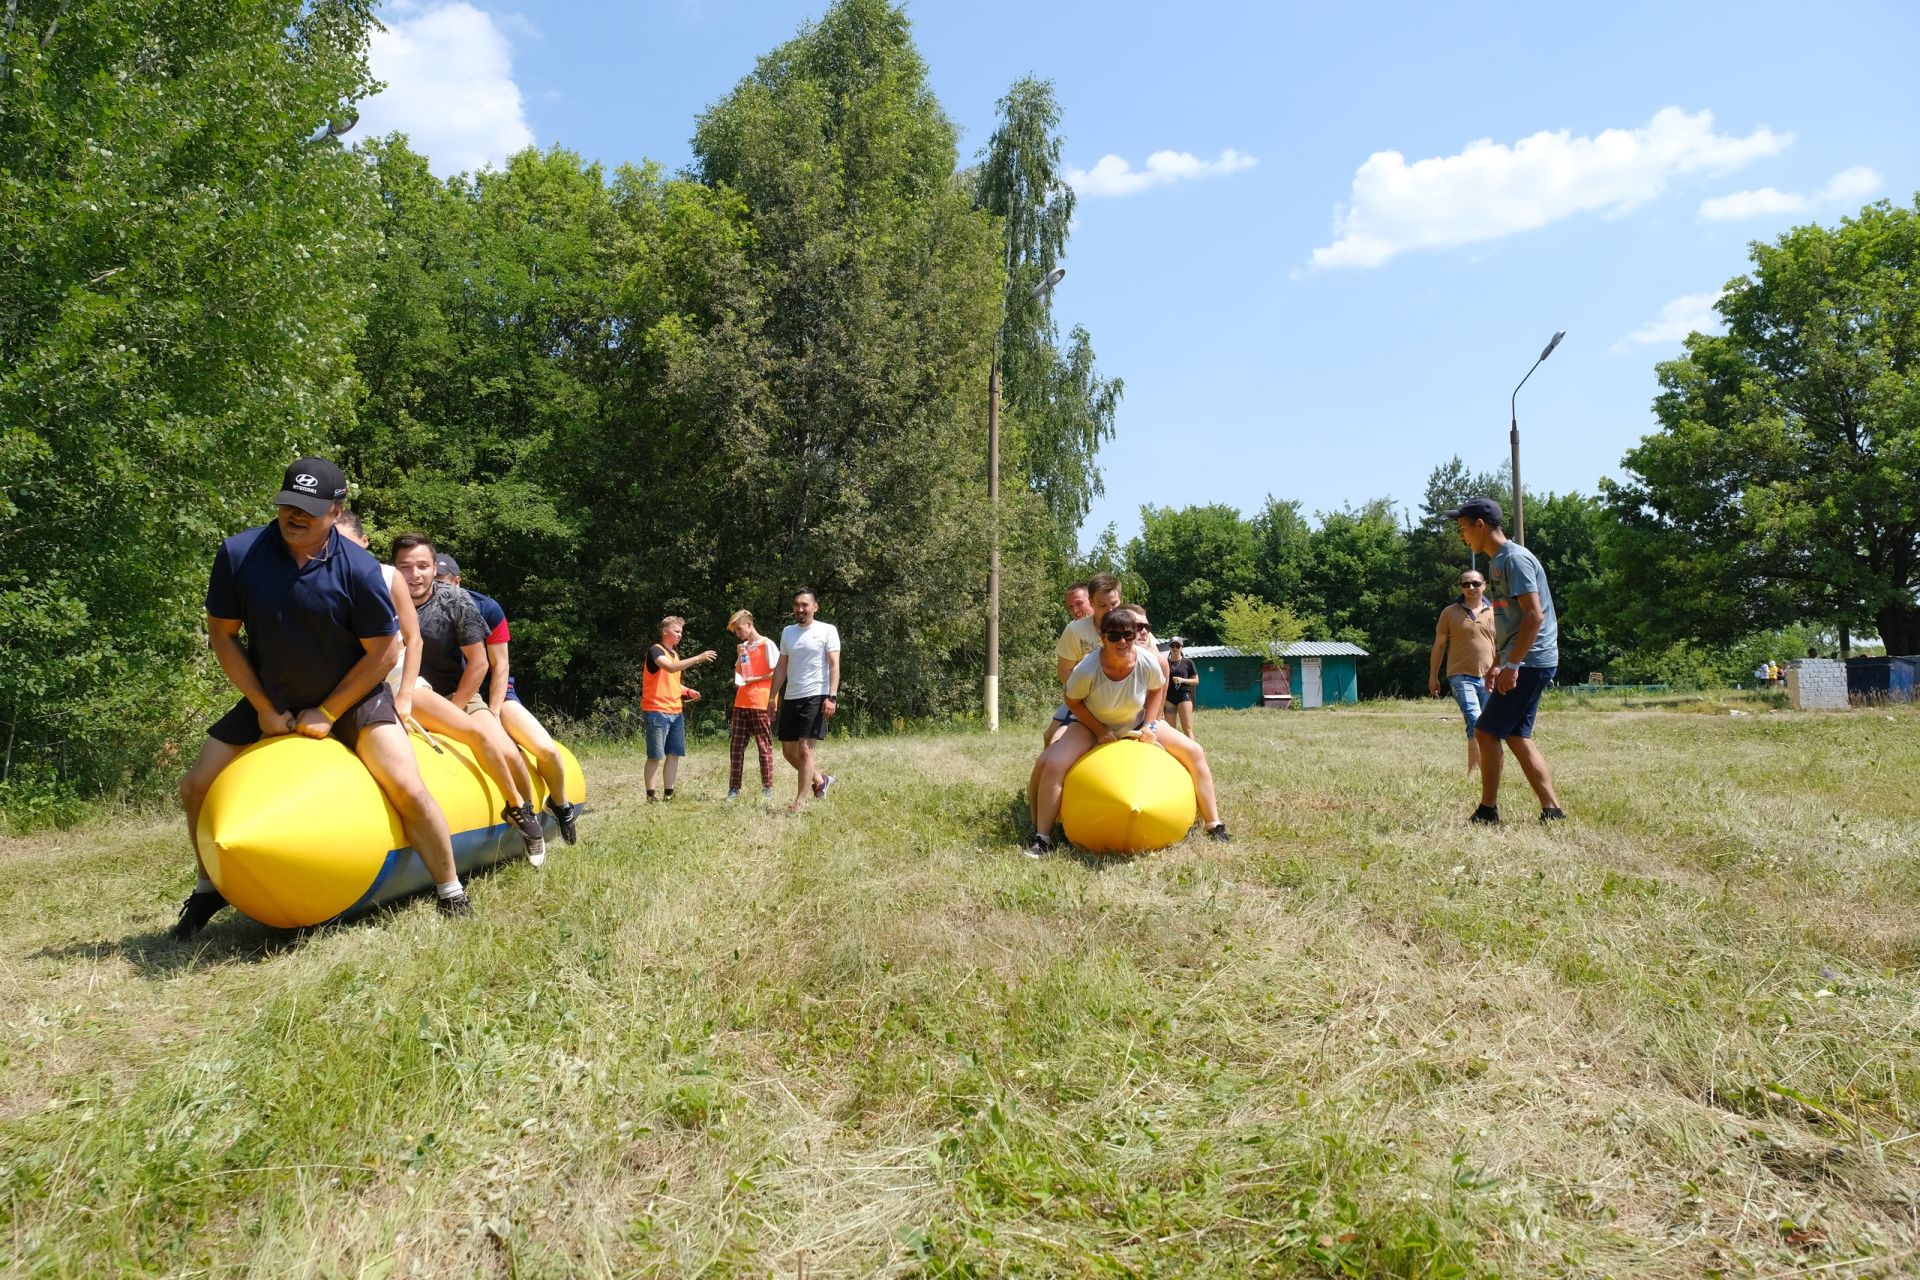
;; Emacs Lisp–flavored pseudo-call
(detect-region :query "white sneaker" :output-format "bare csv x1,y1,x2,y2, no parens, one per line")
725,790,739,801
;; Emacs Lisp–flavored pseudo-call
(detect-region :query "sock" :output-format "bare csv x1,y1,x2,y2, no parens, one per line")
436,879,464,899
195,874,216,893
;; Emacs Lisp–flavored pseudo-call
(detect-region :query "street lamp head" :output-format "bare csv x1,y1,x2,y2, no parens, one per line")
328,110,358,138
1539,329,1566,361
1029,266,1066,300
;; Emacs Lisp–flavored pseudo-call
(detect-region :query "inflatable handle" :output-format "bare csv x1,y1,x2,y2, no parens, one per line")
405,717,446,754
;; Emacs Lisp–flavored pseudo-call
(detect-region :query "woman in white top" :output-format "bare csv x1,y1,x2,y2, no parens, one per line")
1026,605,1229,858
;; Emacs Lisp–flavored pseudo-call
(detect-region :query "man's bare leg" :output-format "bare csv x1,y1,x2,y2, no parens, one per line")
1476,729,1502,808
467,707,535,803
356,722,459,887
1505,737,1561,810
411,691,528,809
179,737,246,882
500,700,568,805
783,739,813,811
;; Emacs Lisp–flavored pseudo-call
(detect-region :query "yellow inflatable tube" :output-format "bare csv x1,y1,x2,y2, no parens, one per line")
195,730,586,928
1060,739,1197,853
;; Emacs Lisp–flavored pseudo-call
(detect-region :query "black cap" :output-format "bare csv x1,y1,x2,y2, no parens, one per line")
274,456,348,516
434,552,460,580
1439,496,1504,525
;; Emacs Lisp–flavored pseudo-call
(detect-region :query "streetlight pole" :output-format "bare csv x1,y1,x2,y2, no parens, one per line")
987,266,1065,732
1509,329,1564,546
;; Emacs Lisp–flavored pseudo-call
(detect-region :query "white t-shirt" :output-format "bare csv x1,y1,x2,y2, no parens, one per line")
379,564,409,691
1055,615,1162,675
780,620,841,699
1063,647,1165,729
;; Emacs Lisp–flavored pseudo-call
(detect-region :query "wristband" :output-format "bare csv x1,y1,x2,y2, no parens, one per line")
318,703,338,723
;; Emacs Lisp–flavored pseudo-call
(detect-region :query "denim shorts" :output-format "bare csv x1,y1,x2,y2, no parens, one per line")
643,710,686,759
1476,666,1556,740
1447,674,1488,738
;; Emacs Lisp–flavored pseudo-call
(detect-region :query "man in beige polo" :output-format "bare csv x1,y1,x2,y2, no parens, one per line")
1429,568,1496,772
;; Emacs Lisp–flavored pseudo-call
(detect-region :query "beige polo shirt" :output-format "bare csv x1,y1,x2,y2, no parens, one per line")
1433,601,1496,679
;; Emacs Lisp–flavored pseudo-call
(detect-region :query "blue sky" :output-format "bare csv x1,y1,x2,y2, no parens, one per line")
358,0,1920,549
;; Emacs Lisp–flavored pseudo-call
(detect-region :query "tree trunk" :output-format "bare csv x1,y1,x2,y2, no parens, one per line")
1873,603,1920,656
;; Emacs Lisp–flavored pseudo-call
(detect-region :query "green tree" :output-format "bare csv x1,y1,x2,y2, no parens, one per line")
1602,197,1920,653
689,0,1035,720
0,0,380,804
1126,504,1259,643
973,75,1122,556
1215,593,1306,661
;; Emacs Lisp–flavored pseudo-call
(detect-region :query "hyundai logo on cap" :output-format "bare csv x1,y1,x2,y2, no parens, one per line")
274,456,348,516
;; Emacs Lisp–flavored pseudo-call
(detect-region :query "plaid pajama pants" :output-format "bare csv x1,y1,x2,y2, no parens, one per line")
729,706,775,790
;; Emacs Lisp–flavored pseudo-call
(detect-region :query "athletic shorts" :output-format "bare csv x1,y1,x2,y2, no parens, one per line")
777,695,829,742
643,710,686,759
1475,666,1555,740
208,683,399,753
1164,689,1194,706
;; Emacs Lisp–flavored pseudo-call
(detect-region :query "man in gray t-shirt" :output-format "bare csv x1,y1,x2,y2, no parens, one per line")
1442,497,1566,826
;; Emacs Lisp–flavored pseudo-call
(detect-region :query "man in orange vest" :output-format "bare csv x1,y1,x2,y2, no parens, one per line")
725,609,780,800
642,615,717,801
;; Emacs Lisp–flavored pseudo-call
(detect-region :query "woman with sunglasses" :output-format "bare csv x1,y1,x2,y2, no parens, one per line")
1429,570,1496,772
1025,605,1229,858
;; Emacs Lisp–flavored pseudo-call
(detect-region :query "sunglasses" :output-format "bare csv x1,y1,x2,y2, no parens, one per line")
1102,629,1136,641
1459,581,1484,589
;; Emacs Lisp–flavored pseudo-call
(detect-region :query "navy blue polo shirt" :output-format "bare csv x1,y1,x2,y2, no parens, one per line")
464,589,519,696
205,523,398,712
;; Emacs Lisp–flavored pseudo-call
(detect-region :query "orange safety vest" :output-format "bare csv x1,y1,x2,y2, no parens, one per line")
734,636,776,710
641,645,684,713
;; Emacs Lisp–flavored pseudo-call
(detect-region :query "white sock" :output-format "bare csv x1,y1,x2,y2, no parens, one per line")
195,874,215,893
436,879,464,899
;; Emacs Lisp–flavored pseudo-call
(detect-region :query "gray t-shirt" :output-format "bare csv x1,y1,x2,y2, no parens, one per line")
1488,540,1559,668
1063,647,1166,729
414,582,487,696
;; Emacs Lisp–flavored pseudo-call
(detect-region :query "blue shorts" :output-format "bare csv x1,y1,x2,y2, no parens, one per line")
1475,666,1555,740
1447,674,1488,738
643,710,686,759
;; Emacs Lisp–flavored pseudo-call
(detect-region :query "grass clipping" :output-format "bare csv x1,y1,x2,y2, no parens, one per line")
2,699,1917,1276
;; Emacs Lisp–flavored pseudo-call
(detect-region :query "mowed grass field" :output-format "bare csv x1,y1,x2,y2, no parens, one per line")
3,699,1918,1278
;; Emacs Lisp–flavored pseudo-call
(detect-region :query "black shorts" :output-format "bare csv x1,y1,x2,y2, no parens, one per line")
1475,666,1556,740
207,684,400,753
777,694,829,742
1165,690,1194,706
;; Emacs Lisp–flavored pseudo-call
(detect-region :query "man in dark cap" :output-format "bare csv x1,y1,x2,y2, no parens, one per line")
173,458,470,938
1441,497,1567,825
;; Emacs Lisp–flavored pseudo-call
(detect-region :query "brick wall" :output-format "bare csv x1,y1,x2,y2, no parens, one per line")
1787,658,1848,711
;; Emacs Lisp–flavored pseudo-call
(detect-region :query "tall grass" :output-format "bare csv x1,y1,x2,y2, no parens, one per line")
2,701,1916,1276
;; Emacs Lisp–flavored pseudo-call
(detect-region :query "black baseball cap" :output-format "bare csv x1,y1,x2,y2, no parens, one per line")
273,456,348,516
434,552,460,579
1439,496,1504,525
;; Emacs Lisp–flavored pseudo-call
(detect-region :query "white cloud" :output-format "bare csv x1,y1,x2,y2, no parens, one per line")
1310,108,1791,270
1065,148,1257,198
1614,290,1725,351
1699,165,1882,221
359,2,535,178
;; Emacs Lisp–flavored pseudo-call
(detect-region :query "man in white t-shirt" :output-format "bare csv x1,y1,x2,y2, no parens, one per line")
771,586,841,814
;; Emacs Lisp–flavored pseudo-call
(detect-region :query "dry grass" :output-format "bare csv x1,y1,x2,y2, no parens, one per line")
2,699,1917,1277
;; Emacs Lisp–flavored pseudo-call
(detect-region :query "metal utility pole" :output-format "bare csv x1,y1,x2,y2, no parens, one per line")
1509,329,1565,545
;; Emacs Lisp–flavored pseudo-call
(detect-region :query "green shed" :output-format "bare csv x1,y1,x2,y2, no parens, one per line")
1174,641,1369,708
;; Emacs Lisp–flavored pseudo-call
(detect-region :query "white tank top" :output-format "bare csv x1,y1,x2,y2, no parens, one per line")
379,565,408,690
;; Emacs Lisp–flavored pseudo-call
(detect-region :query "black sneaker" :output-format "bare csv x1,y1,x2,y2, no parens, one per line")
436,891,473,918
546,798,578,845
1470,804,1502,825
504,803,547,867
1539,807,1566,824
1023,834,1052,860
1205,822,1232,843
171,888,228,940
